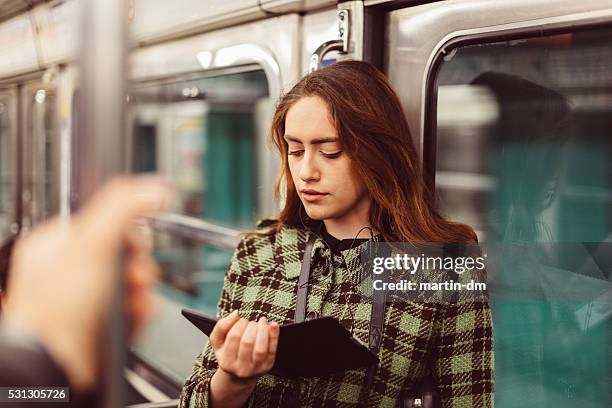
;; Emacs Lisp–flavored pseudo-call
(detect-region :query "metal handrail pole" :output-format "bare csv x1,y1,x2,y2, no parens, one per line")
76,0,128,406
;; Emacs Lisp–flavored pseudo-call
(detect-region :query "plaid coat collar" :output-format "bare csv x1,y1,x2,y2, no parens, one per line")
273,222,376,281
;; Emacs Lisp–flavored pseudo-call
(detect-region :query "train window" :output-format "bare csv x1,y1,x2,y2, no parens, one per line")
130,69,270,229
23,83,59,228
128,68,271,392
131,230,234,387
0,93,14,240
432,27,612,406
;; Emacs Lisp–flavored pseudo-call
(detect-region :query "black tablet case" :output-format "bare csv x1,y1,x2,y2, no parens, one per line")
181,308,379,377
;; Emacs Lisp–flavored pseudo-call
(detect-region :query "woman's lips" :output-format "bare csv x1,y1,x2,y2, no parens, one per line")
301,190,328,202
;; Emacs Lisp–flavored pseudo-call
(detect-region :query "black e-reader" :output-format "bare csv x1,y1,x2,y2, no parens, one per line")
181,308,379,377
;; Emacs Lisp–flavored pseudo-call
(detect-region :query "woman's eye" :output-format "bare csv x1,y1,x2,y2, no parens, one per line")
288,150,304,156
321,151,342,159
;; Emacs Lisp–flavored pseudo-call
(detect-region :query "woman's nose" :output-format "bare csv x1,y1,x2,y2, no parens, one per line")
298,152,320,182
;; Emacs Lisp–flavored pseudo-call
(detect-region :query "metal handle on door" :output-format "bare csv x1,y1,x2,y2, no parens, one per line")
308,9,350,73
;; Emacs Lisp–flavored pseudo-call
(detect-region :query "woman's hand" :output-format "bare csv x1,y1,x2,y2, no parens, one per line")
3,176,172,392
208,311,280,407
210,311,280,382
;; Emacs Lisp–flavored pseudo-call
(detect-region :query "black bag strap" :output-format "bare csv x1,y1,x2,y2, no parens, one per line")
358,285,386,407
368,288,386,353
295,234,317,323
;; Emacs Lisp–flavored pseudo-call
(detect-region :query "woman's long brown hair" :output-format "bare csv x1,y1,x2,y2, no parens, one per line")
266,60,476,244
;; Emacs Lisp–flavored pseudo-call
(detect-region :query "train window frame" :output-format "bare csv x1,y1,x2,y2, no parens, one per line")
422,20,612,193
128,64,271,231
129,52,282,234
422,18,612,408
385,0,612,191
127,59,279,393
129,63,263,89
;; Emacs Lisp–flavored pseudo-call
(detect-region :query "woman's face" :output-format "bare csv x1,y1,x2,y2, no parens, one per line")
284,96,370,227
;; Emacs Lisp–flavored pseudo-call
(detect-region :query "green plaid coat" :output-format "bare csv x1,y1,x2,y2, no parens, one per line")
179,222,494,407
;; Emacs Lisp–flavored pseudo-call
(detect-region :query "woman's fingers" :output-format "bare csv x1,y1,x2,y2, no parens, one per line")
209,310,240,350
124,223,153,258
210,313,280,378
252,317,269,364
237,321,258,367
223,318,249,363
267,321,280,362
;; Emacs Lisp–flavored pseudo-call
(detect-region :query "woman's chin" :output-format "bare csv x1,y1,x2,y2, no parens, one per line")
303,206,328,221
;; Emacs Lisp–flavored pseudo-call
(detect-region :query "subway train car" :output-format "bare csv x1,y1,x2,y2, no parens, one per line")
0,0,610,406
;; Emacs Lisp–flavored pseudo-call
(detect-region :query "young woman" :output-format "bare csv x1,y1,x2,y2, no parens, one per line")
179,61,494,408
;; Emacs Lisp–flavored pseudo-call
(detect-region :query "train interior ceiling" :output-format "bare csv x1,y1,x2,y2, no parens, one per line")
0,0,611,407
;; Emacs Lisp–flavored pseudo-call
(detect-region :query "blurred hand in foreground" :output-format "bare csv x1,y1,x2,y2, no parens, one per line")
3,176,173,392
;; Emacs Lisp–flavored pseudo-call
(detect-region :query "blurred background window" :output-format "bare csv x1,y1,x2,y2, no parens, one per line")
26,84,59,226
132,232,234,385
129,67,271,385
131,69,269,229
434,28,611,407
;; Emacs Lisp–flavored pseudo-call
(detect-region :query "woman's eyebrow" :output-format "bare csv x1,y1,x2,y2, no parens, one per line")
283,134,302,143
284,134,339,145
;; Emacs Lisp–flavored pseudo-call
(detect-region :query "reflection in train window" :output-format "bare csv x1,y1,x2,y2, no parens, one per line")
0,95,14,240
132,230,234,386
130,69,270,229
433,28,611,407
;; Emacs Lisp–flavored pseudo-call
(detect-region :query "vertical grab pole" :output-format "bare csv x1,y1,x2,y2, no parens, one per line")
76,0,127,406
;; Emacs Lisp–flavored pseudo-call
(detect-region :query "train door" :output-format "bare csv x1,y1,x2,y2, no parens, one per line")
385,0,612,406
125,14,304,399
